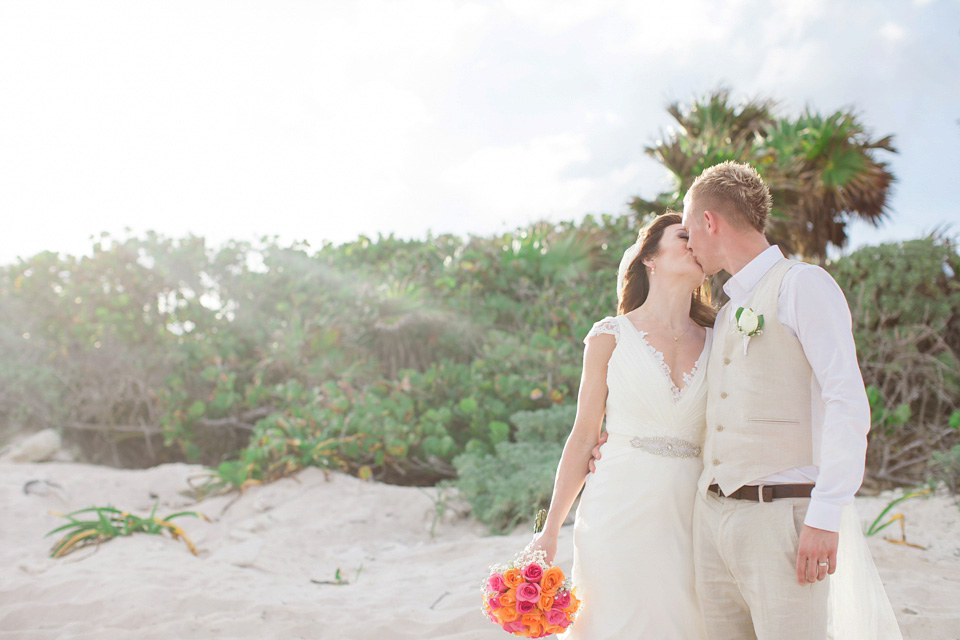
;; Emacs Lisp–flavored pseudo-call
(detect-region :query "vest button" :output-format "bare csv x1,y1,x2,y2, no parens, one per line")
720,392,727,399
716,425,724,432
723,358,731,365
712,459,720,466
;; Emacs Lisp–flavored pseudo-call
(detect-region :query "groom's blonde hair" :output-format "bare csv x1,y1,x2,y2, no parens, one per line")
685,161,772,233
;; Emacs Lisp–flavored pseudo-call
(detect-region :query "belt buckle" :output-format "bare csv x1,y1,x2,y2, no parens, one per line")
757,484,768,503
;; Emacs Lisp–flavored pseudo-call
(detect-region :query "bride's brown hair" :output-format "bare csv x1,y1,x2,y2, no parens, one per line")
618,212,717,328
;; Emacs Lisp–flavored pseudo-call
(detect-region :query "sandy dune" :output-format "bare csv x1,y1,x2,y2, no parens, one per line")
1,462,958,639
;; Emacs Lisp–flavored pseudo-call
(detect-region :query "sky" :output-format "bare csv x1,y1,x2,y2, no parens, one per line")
0,0,958,265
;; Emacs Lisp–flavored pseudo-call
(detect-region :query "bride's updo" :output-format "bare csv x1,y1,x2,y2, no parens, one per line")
617,212,716,328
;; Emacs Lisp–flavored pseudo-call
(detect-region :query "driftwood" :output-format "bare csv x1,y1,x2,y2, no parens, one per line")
62,407,271,467
66,422,163,434
64,406,270,436
63,422,162,466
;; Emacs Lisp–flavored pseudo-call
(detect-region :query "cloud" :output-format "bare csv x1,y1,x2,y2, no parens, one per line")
0,0,955,262
878,21,907,43
441,134,594,218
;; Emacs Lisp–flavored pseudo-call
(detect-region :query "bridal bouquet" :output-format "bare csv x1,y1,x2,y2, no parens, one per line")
481,510,580,638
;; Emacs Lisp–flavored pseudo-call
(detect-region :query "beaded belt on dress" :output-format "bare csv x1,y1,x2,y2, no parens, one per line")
606,432,702,458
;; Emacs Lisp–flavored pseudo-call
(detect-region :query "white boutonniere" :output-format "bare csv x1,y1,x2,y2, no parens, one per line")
734,307,764,355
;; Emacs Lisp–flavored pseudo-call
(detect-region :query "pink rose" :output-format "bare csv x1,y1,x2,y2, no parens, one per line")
503,620,527,633
516,599,536,614
486,573,507,593
522,562,543,583
559,617,572,628
545,608,566,626
552,591,571,609
487,595,501,610
516,581,542,603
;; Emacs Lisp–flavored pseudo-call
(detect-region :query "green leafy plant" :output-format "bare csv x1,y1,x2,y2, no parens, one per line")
865,384,913,435
46,503,207,558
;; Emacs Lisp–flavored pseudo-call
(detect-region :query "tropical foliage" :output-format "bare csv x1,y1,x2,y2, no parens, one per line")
2,221,958,528
632,88,897,260
829,235,960,486
0,216,636,489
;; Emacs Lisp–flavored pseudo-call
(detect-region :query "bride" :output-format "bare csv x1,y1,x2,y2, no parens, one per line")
528,212,714,638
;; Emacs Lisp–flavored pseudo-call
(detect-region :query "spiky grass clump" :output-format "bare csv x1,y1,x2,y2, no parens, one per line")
46,503,207,558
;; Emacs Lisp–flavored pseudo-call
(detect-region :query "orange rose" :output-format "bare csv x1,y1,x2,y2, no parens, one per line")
499,588,517,607
503,568,524,588
538,593,554,611
565,589,581,612
521,613,545,638
540,566,564,594
520,613,544,625
498,605,520,623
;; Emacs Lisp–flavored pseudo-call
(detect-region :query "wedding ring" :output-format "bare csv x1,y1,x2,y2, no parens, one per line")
817,562,829,567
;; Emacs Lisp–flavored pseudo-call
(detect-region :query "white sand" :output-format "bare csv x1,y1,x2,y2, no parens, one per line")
0,462,958,639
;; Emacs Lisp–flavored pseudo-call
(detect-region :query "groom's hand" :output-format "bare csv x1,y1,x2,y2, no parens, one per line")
796,525,839,584
587,431,608,473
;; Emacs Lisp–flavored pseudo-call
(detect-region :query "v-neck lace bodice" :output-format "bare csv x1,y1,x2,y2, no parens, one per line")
584,315,711,446
632,328,705,402
586,315,709,403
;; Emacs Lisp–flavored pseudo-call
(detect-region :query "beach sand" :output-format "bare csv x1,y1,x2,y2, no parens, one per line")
1,462,958,639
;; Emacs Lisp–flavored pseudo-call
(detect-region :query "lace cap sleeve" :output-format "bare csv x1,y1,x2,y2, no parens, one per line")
584,316,619,344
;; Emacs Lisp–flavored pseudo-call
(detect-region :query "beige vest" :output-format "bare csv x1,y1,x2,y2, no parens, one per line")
698,258,819,495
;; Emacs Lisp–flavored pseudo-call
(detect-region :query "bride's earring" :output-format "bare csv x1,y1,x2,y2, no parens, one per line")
650,264,656,276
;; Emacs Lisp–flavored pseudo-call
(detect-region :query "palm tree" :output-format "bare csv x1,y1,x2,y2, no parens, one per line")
762,109,896,259
632,89,896,262
631,89,775,216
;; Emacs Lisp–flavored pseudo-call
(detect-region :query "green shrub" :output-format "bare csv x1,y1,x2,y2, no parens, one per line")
930,444,960,496
511,404,577,445
451,441,562,533
829,235,960,486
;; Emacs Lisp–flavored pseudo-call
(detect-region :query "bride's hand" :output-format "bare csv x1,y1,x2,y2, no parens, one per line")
524,531,558,565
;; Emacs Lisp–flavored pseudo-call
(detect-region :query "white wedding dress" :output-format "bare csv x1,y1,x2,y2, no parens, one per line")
560,315,710,639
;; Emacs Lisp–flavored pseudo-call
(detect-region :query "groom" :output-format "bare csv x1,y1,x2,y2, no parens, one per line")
593,161,870,639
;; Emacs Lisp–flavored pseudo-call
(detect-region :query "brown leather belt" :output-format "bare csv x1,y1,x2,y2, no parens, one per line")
708,483,814,502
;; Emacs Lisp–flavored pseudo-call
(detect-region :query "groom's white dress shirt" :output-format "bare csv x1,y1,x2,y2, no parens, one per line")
722,246,870,533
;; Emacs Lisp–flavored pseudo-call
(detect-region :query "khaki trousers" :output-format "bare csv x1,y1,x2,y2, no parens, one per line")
693,489,828,640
